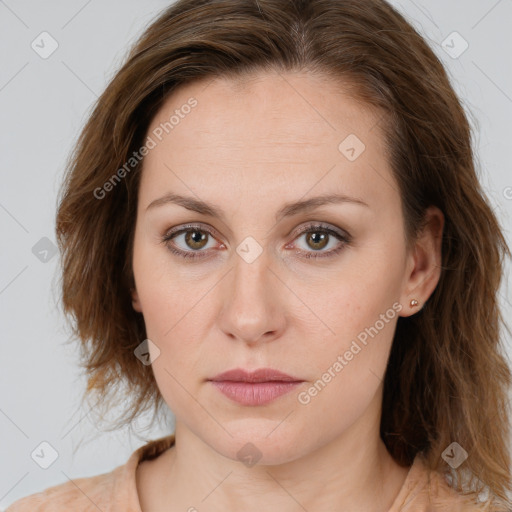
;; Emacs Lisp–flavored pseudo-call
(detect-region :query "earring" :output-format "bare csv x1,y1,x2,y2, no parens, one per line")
410,299,419,307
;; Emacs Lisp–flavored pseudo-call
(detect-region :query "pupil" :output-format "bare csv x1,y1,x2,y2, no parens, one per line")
309,232,327,250
186,230,207,249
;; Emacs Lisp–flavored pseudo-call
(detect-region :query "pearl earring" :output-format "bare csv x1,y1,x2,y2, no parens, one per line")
410,299,419,307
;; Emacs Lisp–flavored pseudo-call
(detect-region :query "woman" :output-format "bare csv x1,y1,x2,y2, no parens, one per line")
7,0,511,510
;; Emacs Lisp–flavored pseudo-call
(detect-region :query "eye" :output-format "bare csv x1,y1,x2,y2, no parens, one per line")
161,222,351,261
287,223,351,259
161,224,221,260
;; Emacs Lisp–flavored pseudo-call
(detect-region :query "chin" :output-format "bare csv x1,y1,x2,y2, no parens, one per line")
202,422,306,466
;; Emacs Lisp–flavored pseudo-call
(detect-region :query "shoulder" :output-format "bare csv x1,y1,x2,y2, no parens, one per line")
392,453,508,512
427,469,509,512
5,434,176,512
4,471,116,511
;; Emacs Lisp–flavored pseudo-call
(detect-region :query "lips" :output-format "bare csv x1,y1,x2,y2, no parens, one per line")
209,367,302,383
208,368,304,406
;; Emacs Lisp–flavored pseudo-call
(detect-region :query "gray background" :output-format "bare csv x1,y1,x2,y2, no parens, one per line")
1,0,511,509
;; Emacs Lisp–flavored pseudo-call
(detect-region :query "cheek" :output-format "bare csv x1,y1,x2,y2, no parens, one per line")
302,246,405,348
294,242,404,409
136,273,209,367
296,290,399,441
141,282,210,417
132,238,211,396
133,233,204,335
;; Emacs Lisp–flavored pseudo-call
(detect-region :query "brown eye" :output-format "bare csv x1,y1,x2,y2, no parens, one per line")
291,224,351,260
162,224,219,260
183,229,209,250
162,222,350,262
305,231,329,251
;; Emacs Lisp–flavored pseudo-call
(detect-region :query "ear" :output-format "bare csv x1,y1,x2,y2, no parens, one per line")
131,287,143,313
399,206,444,317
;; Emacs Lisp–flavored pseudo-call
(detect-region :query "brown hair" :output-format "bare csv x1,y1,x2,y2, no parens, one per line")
55,0,512,507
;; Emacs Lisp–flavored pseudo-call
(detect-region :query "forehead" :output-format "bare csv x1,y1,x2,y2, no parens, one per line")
139,70,398,213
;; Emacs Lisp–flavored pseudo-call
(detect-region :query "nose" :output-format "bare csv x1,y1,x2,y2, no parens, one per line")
217,249,286,345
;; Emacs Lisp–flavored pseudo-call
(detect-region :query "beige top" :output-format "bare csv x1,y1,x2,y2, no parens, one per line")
5,434,502,511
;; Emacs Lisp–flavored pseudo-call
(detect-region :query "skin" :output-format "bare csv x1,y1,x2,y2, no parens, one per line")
130,69,444,512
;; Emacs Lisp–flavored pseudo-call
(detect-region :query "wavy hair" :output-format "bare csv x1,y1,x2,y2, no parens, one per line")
55,0,511,507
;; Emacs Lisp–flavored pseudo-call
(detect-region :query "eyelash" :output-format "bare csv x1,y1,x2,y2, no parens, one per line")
161,223,351,261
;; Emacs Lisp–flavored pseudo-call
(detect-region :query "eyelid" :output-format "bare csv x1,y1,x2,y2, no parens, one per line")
286,223,351,259
291,221,350,240
162,221,351,260
163,222,222,241
164,221,350,242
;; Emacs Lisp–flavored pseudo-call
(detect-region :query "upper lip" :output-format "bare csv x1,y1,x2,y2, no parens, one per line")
209,368,303,383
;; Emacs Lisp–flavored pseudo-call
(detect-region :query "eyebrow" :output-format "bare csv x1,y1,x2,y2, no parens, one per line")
146,192,369,222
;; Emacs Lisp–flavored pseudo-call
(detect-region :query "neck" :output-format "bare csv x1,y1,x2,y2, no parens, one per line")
144,392,410,511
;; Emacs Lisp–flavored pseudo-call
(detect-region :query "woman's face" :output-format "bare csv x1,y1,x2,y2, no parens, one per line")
130,70,437,464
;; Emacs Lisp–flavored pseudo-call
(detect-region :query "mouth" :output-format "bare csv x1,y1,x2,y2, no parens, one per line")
208,367,304,406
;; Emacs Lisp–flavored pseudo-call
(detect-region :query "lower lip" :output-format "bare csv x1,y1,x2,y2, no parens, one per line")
210,381,303,406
